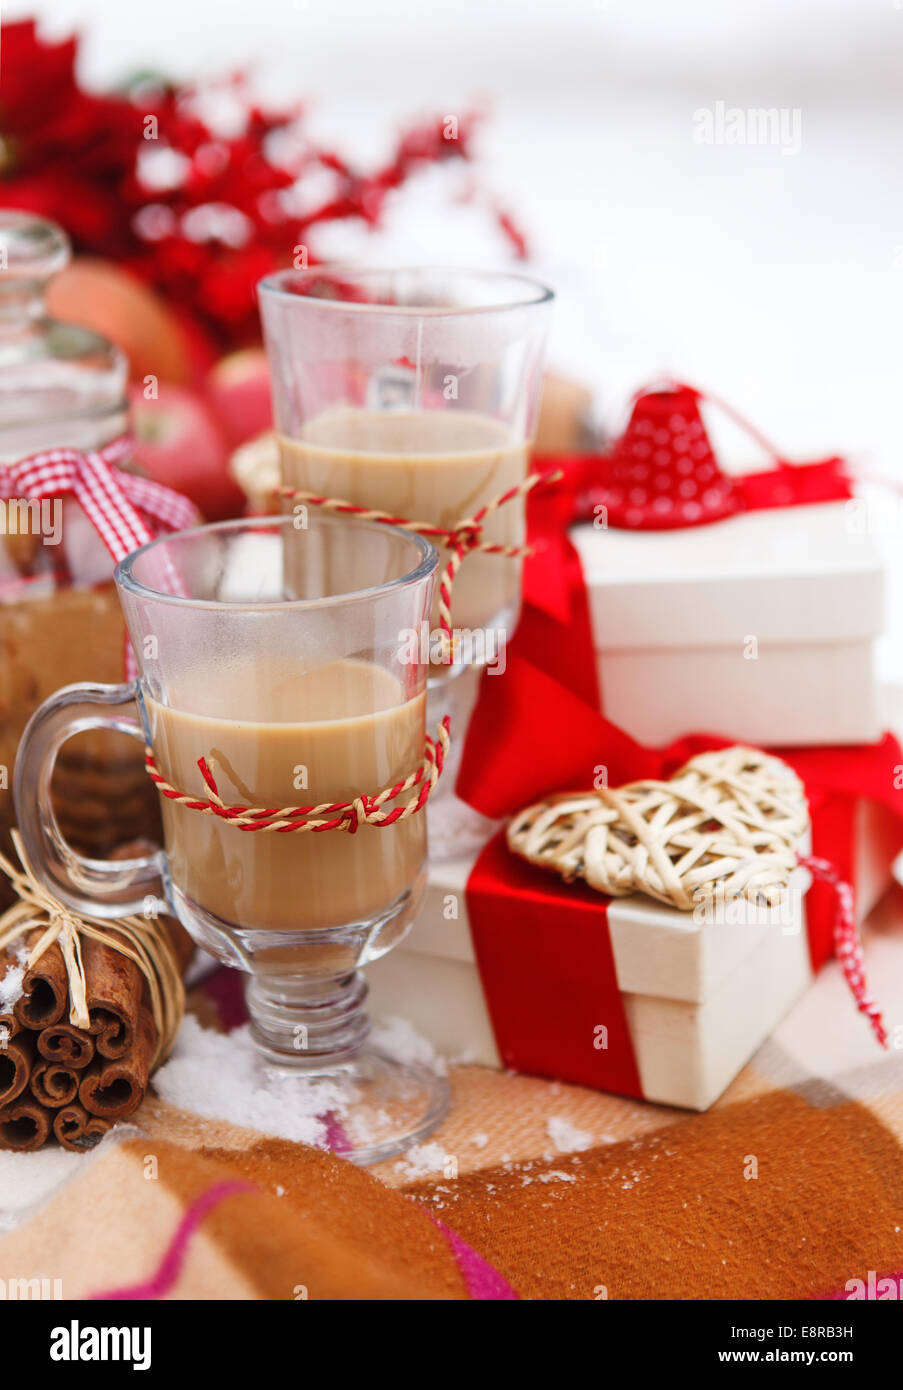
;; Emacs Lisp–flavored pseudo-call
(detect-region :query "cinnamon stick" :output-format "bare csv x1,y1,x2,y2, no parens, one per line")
79,1004,155,1120
0,1031,35,1106
30,1058,79,1108
0,1013,19,1044
52,1103,111,1153
82,931,144,1059
13,929,68,1030
0,949,23,1043
37,1023,94,1069
81,842,194,1059
0,1097,51,1151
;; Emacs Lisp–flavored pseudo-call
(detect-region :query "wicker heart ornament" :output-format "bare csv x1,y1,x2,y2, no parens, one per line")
506,746,809,911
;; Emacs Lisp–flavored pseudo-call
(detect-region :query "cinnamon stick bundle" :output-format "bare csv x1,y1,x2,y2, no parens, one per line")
0,836,194,1152
53,1103,111,1153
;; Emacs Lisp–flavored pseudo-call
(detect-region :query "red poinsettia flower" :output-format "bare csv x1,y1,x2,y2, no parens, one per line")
0,20,143,254
0,19,522,350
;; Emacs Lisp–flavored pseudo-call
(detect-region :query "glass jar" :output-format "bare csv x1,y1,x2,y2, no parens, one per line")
0,211,160,870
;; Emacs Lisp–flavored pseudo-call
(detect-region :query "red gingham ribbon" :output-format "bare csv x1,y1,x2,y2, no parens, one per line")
798,853,887,1047
0,437,198,564
1,436,200,678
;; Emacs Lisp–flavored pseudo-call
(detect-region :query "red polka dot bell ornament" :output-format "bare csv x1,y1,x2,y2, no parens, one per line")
594,383,739,530
566,380,853,531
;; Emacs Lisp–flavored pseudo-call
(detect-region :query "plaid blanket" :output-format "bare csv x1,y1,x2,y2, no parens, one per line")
2,887,902,1301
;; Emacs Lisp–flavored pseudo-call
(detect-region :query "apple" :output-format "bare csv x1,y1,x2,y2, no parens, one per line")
129,383,247,521
206,347,273,446
47,256,208,385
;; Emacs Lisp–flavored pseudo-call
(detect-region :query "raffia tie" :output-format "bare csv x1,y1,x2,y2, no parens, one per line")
0,830,184,1067
145,717,450,834
507,746,886,1046
277,467,562,657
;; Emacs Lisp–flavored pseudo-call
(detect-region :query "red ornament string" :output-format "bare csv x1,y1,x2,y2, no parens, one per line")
798,854,887,1047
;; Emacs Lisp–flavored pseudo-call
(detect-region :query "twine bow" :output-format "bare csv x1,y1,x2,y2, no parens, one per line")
277,468,562,656
0,831,185,1068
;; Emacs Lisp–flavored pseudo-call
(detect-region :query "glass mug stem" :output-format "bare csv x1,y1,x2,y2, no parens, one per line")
14,681,164,919
247,970,371,1067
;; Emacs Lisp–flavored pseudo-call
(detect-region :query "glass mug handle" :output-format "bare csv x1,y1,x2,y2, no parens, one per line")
14,681,165,919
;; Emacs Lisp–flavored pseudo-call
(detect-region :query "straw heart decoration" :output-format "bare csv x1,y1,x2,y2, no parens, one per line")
507,745,887,1046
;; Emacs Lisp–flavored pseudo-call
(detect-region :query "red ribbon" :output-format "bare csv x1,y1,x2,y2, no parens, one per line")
458,476,903,1095
0,437,199,564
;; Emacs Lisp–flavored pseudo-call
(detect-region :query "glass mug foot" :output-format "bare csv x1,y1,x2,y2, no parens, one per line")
243,1042,451,1167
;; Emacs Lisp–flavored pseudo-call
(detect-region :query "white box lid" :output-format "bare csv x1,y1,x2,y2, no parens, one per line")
571,501,884,649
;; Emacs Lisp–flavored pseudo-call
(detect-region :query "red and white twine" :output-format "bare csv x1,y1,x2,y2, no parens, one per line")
278,468,562,654
798,854,887,1048
145,716,450,834
143,468,559,829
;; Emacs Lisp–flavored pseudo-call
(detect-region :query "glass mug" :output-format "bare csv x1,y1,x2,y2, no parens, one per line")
14,512,448,1163
259,266,554,852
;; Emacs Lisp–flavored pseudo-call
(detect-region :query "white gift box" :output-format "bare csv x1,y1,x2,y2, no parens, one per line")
369,800,896,1111
570,501,884,747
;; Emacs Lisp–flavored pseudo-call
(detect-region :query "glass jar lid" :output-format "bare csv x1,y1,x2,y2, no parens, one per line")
0,211,128,455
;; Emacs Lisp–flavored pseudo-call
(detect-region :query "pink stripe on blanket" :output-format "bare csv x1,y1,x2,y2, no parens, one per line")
90,1181,254,1300
428,1213,519,1299
87,1173,517,1301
